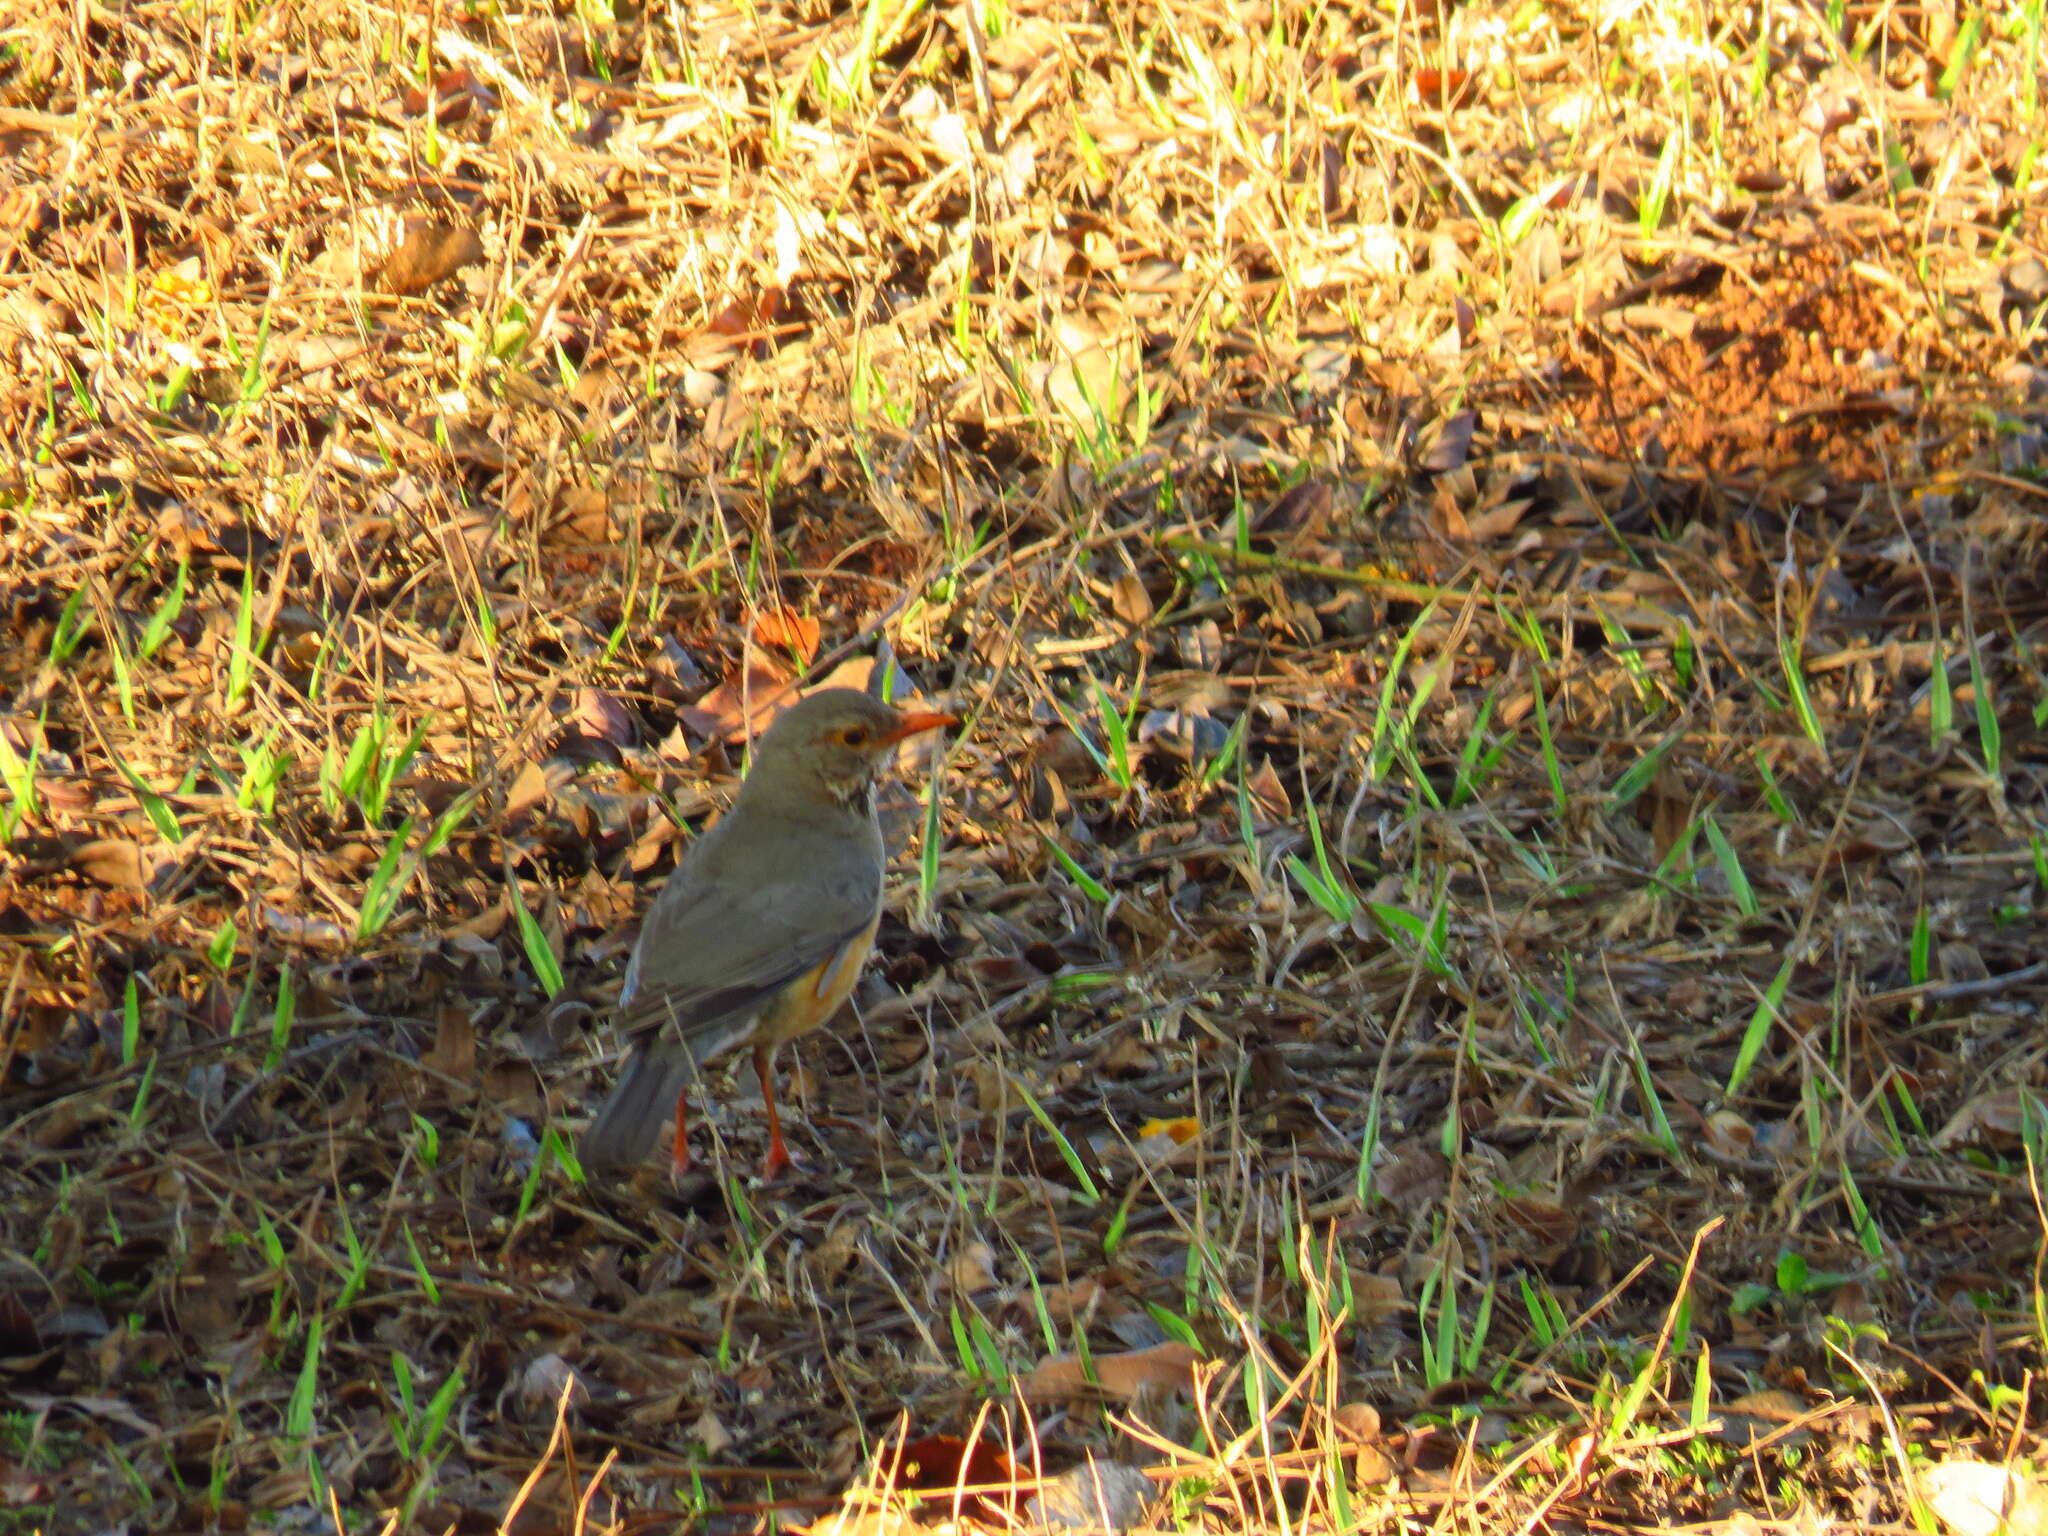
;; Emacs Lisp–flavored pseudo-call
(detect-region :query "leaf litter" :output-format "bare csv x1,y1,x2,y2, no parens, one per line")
2,0,2047,1532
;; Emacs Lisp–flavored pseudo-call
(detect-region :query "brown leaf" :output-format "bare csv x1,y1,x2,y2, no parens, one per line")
1414,67,1475,106
556,486,616,543
1702,1109,1756,1159
1921,1461,2048,1536
1935,1087,2046,1150
516,1353,589,1411
1373,1140,1449,1212
1031,1275,1109,1327
1332,1402,1398,1481
810,655,877,694
259,904,350,947
753,604,821,661
1092,1033,1157,1074
690,1408,733,1456
1937,941,1990,985
1463,496,1533,541
1348,1270,1405,1326
572,688,638,749
1243,756,1290,821
888,1433,1028,1523
479,1061,542,1116
377,220,483,295
421,1005,475,1081
946,1242,998,1295
1015,1341,1200,1405
1110,573,1154,628
1257,479,1333,540
690,286,786,367
1418,410,1476,473
70,838,164,891
400,67,490,121
503,760,552,820
1642,762,1690,864
678,660,799,741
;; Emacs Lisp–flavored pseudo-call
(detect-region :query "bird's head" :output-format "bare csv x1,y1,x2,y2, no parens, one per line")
748,687,958,808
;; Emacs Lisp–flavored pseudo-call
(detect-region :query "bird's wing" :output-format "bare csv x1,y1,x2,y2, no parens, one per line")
611,843,881,1059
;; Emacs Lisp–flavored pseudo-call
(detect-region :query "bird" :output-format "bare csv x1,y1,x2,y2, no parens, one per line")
580,687,958,1179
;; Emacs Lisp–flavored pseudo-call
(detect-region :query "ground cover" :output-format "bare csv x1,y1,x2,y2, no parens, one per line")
2,0,2047,1531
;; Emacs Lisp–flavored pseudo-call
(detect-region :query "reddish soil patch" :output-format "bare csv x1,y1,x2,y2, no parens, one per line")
1558,221,1941,486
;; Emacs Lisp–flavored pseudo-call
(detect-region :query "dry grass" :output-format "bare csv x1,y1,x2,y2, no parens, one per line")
3,0,2047,1531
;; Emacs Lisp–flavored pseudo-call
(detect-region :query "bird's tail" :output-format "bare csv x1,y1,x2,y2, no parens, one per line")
579,1045,695,1168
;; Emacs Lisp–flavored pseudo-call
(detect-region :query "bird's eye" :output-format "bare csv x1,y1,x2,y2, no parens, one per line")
840,726,871,747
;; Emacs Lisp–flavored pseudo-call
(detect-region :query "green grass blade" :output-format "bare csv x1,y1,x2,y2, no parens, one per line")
1726,953,1795,1097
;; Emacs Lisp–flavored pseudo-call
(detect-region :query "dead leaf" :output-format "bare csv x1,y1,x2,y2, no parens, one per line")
572,688,638,749
1347,1271,1405,1326
1922,1460,2048,1536
690,285,786,368
1373,1141,1449,1211
690,1408,734,1456
1030,1275,1108,1327
1463,496,1533,541
1935,1087,2047,1150
886,1434,1027,1524
1332,1402,1398,1482
480,1061,542,1117
1176,618,1224,670
753,604,821,661
12,1393,159,1438
400,67,491,121
1244,757,1290,821
947,1242,998,1295
1110,574,1154,628
1015,1341,1200,1405
1702,1110,1756,1159
377,220,483,295
420,1005,475,1081
678,660,799,740
812,1220,864,1280
1137,708,1231,762
1257,479,1333,541
1091,1033,1157,1074
70,839,165,891
1418,411,1476,473
811,655,878,694
557,486,616,543
1938,941,1990,984
258,904,349,948
503,760,552,820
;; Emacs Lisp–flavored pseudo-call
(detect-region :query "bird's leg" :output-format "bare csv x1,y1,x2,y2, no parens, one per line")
755,1043,792,1180
668,1086,692,1182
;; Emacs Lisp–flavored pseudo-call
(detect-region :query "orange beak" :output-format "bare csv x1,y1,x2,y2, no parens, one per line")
880,708,960,745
